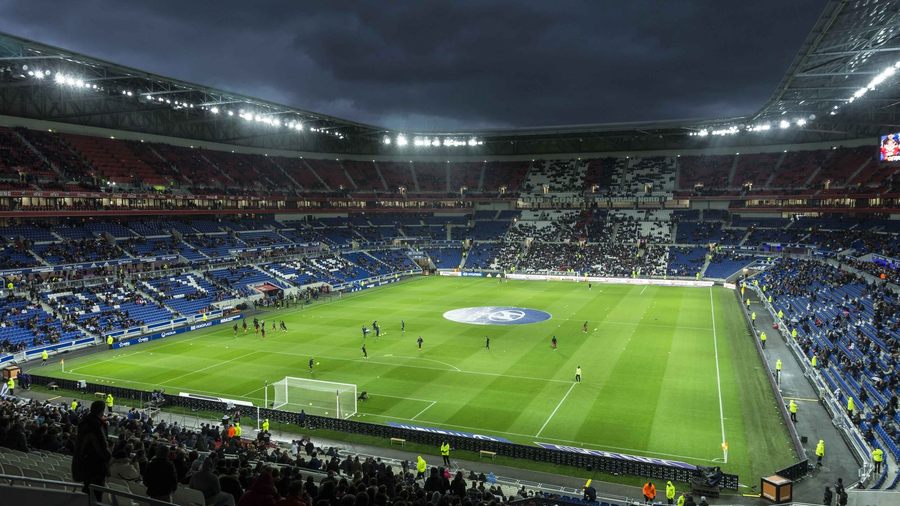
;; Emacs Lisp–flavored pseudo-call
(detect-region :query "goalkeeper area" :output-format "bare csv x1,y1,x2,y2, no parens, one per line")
272,376,357,419
43,276,795,481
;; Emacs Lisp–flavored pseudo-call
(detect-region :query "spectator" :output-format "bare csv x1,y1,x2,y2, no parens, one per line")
143,445,178,502
72,400,111,501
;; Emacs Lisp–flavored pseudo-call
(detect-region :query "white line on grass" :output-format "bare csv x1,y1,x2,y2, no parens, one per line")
639,285,648,295
67,351,142,373
385,355,461,371
708,287,728,463
535,382,577,437
162,350,260,385
368,393,440,404
357,411,718,463
411,401,437,421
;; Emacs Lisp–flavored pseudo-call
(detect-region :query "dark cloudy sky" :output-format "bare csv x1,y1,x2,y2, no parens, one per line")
0,0,826,132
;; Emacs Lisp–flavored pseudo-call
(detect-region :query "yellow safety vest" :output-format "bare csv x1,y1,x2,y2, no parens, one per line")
262,420,270,432
441,443,450,456
42,351,48,360
789,401,797,413
71,400,78,410
107,336,114,345
873,448,884,463
6,378,13,389
666,482,675,500
776,359,782,371
106,395,113,408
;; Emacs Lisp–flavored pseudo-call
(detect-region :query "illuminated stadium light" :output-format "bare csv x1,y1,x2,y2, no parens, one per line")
383,136,392,145
779,120,790,129
210,107,220,114
396,135,408,146
795,118,807,127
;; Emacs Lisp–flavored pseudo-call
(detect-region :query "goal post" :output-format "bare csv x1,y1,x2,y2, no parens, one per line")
271,376,357,419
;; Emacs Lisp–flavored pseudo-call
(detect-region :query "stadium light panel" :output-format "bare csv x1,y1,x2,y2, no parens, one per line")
779,120,790,129
383,136,391,145
211,107,220,114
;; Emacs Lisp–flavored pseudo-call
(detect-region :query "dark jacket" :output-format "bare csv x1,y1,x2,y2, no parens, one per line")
72,413,110,484
239,472,278,506
143,456,178,498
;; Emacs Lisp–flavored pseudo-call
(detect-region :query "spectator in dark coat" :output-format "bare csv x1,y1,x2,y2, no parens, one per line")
239,469,278,506
143,445,178,502
450,471,467,498
72,400,111,501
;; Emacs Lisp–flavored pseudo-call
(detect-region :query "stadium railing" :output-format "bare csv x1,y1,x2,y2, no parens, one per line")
28,374,740,490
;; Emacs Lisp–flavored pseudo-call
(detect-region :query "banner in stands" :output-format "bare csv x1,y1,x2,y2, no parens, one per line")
387,422,512,443
0,336,95,365
344,276,403,293
535,443,697,470
113,314,243,350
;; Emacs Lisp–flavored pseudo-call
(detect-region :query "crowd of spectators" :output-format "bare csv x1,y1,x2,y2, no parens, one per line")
1,397,517,506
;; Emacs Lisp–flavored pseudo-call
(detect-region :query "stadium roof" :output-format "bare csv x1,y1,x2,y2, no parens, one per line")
0,0,898,156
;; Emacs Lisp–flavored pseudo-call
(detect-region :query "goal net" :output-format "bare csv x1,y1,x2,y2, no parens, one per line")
271,376,357,419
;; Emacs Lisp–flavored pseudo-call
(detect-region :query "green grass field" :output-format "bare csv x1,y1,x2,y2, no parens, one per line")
41,277,795,481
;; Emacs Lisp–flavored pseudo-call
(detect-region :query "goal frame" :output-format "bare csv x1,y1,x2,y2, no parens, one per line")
269,376,357,419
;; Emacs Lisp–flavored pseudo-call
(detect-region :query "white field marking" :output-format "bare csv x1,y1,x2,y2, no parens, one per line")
357,411,718,463
163,350,261,385
708,287,728,463
639,285,648,295
59,370,258,402
386,355,461,371
66,350,143,373
368,393,440,404
236,346,574,384
410,401,437,421
535,382,577,437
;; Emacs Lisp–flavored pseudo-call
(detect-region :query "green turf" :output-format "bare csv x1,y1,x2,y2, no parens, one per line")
40,277,795,481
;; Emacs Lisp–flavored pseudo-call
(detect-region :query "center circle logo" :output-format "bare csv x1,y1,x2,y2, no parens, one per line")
443,306,552,325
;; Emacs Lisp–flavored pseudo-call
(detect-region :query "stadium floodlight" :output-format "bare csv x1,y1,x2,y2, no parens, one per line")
779,120,790,129
210,107,220,114
468,138,477,146
383,136,391,145
227,110,234,116
795,118,807,127
396,135,408,146
271,376,357,419
431,139,441,147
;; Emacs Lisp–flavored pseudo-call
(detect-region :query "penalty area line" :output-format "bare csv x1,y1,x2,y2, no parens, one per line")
411,401,437,421
535,382,577,438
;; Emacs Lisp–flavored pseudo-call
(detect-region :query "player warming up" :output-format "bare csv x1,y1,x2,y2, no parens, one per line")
417,336,424,350
308,357,315,373
485,336,490,350
551,335,558,350
583,321,588,333
361,344,368,359
575,365,582,383
280,321,287,332
401,320,405,333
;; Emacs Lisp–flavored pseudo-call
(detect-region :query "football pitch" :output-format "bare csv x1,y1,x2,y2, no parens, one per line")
43,277,796,480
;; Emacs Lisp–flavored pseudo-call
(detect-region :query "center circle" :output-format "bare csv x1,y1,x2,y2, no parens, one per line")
443,306,552,325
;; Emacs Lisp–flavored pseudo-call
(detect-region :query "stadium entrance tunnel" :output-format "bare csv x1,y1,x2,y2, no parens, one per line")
443,306,551,325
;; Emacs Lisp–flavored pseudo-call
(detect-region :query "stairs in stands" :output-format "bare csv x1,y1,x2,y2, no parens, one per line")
762,152,788,189
301,159,332,191
269,158,302,191
372,162,389,191
12,130,66,180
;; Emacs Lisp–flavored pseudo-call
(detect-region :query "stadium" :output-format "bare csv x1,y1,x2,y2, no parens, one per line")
0,1,898,505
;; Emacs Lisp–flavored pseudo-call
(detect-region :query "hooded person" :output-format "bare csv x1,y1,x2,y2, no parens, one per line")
72,400,111,501
239,468,279,506
191,454,236,506
143,444,178,502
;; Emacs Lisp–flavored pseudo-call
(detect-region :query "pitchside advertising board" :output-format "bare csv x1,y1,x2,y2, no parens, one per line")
112,314,243,349
386,422,696,470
